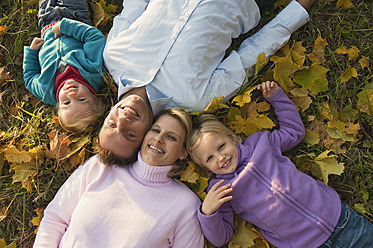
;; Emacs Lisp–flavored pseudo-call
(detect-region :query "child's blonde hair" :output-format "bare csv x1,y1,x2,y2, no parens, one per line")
187,114,241,175
58,98,105,134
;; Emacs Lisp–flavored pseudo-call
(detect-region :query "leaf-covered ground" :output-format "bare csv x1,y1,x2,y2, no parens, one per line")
0,0,372,247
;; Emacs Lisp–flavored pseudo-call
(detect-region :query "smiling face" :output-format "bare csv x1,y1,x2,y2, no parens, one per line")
194,132,238,175
99,88,153,160
141,114,188,166
58,80,97,119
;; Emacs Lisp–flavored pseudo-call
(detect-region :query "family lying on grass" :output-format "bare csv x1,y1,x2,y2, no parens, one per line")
24,0,373,247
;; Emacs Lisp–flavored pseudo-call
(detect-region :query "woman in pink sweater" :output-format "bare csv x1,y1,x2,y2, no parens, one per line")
34,108,204,247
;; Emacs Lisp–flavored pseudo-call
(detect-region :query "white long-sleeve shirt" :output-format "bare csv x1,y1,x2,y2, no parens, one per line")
34,154,204,247
103,0,309,114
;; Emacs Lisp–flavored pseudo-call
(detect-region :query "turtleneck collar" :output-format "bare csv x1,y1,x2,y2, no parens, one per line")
129,152,173,185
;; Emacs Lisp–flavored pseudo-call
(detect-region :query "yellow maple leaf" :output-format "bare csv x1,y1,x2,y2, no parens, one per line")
312,150,344,184
304,129,320,146
228,218,257,248
336,0,354,9
180,162,200,183
31,208,44,234
310,33,328,65
256,101,270,113
356,89,373,117
290,41,306,66
196,177,209,200
0,26,7,37
335,46,360,62
358,56,369,70
293,65,329,96
273,57,300,90
232,88,254,107
254,53,268,76
203,96,229,114
4,146,32,163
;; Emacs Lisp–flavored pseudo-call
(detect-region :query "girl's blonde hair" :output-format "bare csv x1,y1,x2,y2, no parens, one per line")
58,98,105,134
187,114,241,175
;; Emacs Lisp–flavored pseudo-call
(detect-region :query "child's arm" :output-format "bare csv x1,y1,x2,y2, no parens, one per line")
57,18,106,65
263,81,306,152
198,180,235,247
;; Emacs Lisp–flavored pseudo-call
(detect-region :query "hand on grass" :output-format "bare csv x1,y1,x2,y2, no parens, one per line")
201,180,233,216
257,81,279,99
30,37,45,50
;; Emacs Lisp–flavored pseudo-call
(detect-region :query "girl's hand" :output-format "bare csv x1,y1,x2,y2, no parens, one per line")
257,81,279,99
30,37,45,50
201,180,233,216
52,22,62,38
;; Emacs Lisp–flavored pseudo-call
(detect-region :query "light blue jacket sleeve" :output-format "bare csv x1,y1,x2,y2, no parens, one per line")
214,0,310,102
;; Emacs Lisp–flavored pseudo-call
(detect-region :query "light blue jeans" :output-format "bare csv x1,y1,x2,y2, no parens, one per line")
319,203,373,248
38,0,92,30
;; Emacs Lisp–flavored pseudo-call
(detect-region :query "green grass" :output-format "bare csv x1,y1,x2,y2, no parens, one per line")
0,0,372,247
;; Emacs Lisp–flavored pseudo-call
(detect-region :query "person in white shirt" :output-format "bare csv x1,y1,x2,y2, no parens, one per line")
99,0,315,166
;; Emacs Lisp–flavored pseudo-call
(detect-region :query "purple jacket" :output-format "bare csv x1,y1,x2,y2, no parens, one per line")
198,88,341,248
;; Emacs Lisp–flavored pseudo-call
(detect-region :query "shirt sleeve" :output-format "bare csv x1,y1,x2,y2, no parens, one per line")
197,201,235,247
59,18,106,66
213,0,310,102
23,46,47,104
33,158,99,247
172,210,205,248
267,87,306,152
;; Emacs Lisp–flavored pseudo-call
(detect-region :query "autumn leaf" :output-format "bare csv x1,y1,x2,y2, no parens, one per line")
304,129,320,145
309,33,328,65
0,26,7,37
228,218,267,248
203,96,229,114
290,87,312,112
91,0,117,27
335,45,360,62
4,146,32,163
290,41,306,66
256,101,270,113
180,162,200,184
356,89,373,117
46,132,72,159
232,88,254,107
293,65,329,96
358,56,369,70
31,208,44,234
336,0,354,9
195,176,209,200
340,66,358,84
311,151,344,184
273,57,300,90
254,53,268,76
273,0,291,9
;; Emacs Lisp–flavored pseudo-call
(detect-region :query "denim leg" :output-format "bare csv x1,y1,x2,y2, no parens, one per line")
319,203,373,248
38,0,92,30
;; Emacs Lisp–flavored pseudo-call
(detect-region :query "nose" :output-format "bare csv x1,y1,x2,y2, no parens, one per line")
154,134,164,144
117,115,131,132
218,154,225,162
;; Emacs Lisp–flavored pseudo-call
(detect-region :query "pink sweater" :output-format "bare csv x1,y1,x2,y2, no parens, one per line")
34,154,204,247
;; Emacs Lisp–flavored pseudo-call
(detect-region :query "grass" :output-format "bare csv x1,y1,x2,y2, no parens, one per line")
0,0,372,247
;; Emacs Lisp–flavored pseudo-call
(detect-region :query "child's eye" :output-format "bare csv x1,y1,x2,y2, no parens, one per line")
206,155,213,163
78,98,86,102
218,143,225,150
63,100,71,105
150,128,160,133
168,135,176,141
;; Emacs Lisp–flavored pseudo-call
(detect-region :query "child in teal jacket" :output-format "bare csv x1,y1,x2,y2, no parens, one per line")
23,0,106,133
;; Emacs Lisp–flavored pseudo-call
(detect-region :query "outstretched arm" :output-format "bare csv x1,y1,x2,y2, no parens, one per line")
266,84,306,152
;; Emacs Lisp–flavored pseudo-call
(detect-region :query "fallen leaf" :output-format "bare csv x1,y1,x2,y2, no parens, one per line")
4,146,32,163
232,88,254,107
180,162,200,183
336,0,354,9
309,33,328,65
358,56,369,70
203,96,229,114
312,151,344,184
254,53,268,76
304,129,320,145
31,208,44,234
293,65,329,96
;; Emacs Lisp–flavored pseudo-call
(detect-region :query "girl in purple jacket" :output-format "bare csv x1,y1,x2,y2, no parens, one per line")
187,81,373,248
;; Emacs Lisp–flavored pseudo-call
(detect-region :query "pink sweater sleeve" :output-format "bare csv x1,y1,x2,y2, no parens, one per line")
33,156,100,247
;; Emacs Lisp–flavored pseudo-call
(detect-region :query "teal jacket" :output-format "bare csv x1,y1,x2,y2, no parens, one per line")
23,18,106,106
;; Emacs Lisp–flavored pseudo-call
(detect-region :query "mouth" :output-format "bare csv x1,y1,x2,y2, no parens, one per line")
121,106,139,117
221,158,231,169
148,145,164,154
